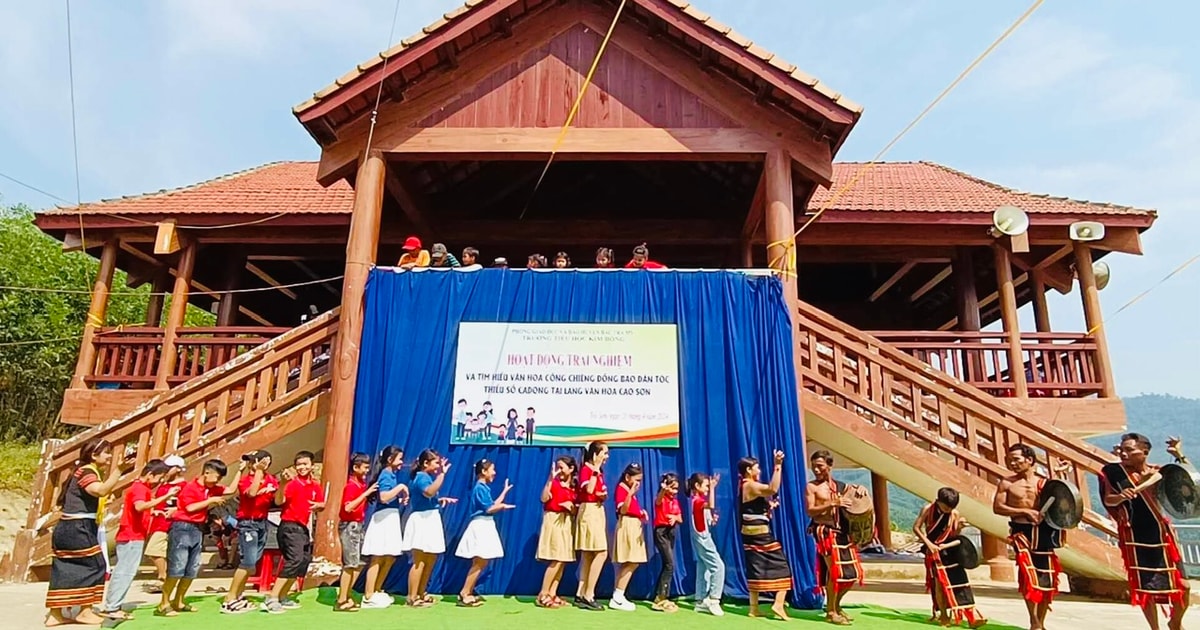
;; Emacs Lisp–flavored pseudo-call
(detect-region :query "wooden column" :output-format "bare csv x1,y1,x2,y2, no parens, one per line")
215,250,246,327
69,239,120,389
764,149,797,312
144,269,171,327
740,239,754,268
315,151,386,560
993,246,1028,398
953,247,983,382
982,533,1014,582
870,472,892,550
1073,243,1116,397
154,241,197,390
1030,268,1052,333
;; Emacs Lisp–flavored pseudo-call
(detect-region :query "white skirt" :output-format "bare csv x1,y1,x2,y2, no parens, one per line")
455,516,504,560
360,508,405,557
402,509,446,554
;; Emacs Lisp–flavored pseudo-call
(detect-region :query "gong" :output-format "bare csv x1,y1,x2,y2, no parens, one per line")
1157,463,1200,521
943,535,980,570
1038,479,1083,530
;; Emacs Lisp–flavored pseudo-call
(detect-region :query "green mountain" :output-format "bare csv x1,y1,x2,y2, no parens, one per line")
832,393,1200,532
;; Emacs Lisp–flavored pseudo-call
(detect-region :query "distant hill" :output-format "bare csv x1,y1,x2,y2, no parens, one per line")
834,393,1200,532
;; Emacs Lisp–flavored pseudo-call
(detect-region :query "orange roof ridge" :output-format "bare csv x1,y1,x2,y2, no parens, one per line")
52,161,296,212
917,161,1154,216
292,0,862,117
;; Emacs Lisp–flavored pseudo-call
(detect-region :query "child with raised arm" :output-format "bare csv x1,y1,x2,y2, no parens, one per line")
221,450,277,614
611,462,648,611
262,451,326,614
403,449,458,607
536,456,577,608
651,473,682,613
360,446,408,609
102,459,174,620
688,472,725,616
455,458,515,607
335,453,377,612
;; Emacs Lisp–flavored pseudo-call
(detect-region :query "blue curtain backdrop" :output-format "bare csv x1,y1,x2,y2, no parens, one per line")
349,268,820,608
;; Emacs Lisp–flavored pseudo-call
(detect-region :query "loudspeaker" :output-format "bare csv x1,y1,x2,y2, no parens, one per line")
1069,221,1106,242
1093,261,1111,290
991,205,1030,236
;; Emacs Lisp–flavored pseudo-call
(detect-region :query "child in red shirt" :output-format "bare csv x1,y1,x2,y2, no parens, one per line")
574,441,610,610
624,243,666,269
535,456,577,608
145,455,186,592
158,458,240,617
651,473,683,612
102,459,174,619
611,462,648,611
221,450,277,614
336,452,377,612
262,451,326,614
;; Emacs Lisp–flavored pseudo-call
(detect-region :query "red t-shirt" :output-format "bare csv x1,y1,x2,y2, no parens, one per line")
149,480,185,533
624,260,666,269
544,479,575,513
173,479,225,524
340,477,368,523
116,479,153,542
236,472,278,520
280,476,325,524
577,466,607,504
615,483,645,519
691,494,710,533
654,494,681,527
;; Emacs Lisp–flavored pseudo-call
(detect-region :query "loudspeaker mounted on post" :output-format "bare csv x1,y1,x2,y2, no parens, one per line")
1093,261,1111,290
1069,221,1106,242
990,205,1030,253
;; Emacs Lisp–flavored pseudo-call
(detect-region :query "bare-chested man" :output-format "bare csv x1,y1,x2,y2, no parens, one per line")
805,450,864,625
992,443,1063,630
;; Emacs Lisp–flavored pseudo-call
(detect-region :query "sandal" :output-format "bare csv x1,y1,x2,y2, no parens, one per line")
422,594,436,605
406,597,432,609
174,604,199,613
334,599,360,612
551,596,567,608
104,610,135,621
456,595,482,608
153,607,178,618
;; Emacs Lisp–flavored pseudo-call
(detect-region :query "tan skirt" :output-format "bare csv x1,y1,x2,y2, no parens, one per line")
575,502,608,552
537,511,575,562
612,515,647,564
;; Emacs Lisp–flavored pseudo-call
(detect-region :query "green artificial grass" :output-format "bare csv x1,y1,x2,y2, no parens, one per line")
118,587,1022,629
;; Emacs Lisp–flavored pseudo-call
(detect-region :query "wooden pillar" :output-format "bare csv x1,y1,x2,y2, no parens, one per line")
215,250,246,327
154,240,198,390
993,246,1028,398
953,247,983,382
982,533,1014,582
740,239,754,268
145,269,171,327
764,149,797,311
315,151,386,560
1073,243,1116,397
870,472,892,550
1030,268,1052,333
70,239,120,389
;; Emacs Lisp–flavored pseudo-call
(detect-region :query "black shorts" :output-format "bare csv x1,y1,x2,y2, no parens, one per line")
277,521,313,579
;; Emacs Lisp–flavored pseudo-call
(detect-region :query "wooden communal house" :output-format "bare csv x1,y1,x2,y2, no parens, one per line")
7,0,1154,592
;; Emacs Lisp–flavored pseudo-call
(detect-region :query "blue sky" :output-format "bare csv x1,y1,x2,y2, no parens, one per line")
0,1,1196,398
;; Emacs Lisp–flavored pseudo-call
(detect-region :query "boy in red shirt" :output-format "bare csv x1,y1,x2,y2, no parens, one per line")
144,455,186,593
262,450,326,614
157,458,241,617
101,459,174,620
221,450,277,614
335,452,377,612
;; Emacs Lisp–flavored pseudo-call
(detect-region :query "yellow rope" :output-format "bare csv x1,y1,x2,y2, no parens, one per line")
1085,252,1200,336
519,0,628,219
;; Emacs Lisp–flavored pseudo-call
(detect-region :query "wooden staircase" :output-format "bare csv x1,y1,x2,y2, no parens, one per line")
0,310,339,582
794,300,1126,581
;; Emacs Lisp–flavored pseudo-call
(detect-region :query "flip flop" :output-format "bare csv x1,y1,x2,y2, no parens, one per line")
153,607,178,618
174,604,199,613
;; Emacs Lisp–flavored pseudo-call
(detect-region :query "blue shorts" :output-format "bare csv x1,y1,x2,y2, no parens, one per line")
237,519,268,570
166,522,203,579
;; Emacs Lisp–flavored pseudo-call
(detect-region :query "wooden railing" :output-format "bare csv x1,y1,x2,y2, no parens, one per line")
88,326,290,387
4,311,339,580
795,302,1118,538
869,331,1103,398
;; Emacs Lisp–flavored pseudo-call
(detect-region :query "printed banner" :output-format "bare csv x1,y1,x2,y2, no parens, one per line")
451,322,680,448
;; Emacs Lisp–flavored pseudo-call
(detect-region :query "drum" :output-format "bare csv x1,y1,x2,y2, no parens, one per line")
1038,479,1082,530
841,483,874,547
1157,463,1200,521
943,535,980,570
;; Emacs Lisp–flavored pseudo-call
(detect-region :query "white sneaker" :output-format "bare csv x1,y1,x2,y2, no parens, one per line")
707,600,725,617
362,593,392,609
609,598,636,612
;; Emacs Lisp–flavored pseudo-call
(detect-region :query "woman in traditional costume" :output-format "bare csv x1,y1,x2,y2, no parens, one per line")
737,450,792,620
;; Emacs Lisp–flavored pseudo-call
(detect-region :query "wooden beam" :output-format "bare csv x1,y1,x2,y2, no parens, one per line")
293,261,341,298
910,265,952,302
868,261,917,303
741,168,767,241
187,277,273,327
1089,226,1143,256
938,272,1029,331
1031,268,1052,332
69,239,119,389
765,149,797,300
154,241,197,390
442,219,737,245
145,269,171,327
1074,243,1116,398
216,249,247,327
993,246,1028,398
245,262,298,300
953,248,981,332
383,165,436,238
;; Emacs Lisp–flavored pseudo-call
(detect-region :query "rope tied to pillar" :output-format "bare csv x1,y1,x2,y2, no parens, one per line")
766,237,797,279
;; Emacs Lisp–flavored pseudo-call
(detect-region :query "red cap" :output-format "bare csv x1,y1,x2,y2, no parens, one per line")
403,236,422,251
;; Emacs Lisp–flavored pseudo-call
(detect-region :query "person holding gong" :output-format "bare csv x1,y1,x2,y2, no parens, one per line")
804,450,863,625
1099,433,1189,630
913,487,986,628
992,443,1062,630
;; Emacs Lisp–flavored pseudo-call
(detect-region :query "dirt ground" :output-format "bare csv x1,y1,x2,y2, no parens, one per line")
0,490,27,557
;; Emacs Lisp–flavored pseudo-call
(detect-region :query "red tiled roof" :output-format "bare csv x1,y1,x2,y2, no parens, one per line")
42,160,1155,221
814,162,1154,218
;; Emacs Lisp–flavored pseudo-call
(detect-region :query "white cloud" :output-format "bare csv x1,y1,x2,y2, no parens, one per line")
984,20,1110,93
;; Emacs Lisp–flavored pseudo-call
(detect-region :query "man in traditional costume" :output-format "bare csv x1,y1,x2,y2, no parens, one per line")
914,487,986,628
805,450,863,626
1100,433,1189,630
992,443,1062,630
